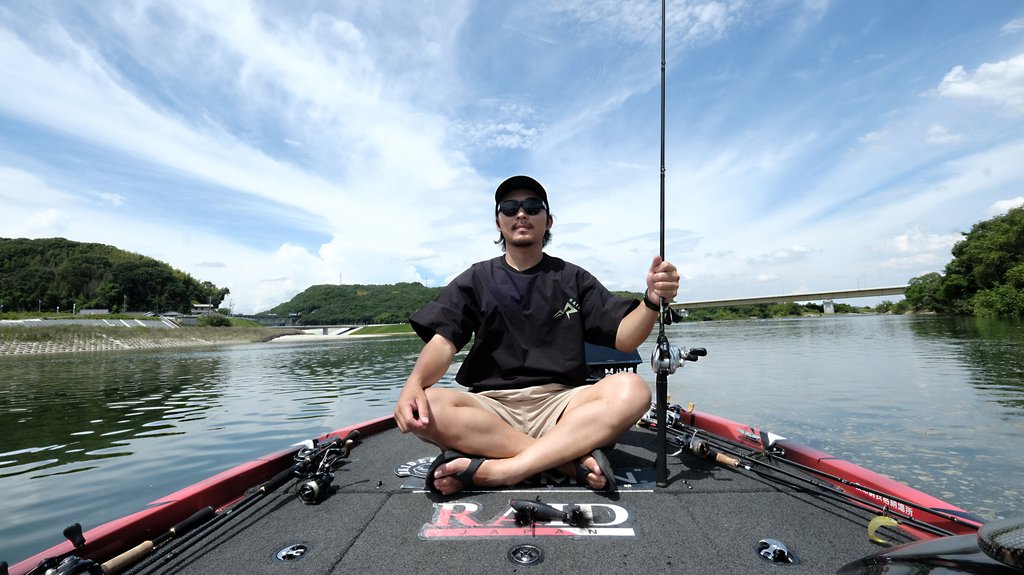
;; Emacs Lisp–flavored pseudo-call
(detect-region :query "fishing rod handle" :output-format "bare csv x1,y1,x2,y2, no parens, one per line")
100,507,214,575
713,452,740,468
152,507,215,546
101,541,153,575
263,464,301,492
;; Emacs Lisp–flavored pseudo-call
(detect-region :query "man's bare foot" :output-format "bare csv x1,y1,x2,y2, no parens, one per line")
558,453,609,490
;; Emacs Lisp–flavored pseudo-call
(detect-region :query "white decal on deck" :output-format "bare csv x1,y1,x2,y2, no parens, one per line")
419,501,640,540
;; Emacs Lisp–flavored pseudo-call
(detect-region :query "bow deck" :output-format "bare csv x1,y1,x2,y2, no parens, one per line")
101,419,917,574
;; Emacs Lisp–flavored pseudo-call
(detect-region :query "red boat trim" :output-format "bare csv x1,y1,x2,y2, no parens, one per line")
682,409,983,539
10,415,395,575
11,410,983,573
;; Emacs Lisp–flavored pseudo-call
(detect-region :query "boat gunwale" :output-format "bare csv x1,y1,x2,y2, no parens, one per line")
678,409,984,538
9,415,395,575
9,410,983,574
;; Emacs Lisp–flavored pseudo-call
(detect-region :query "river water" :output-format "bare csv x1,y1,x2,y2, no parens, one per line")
1,314,1022,564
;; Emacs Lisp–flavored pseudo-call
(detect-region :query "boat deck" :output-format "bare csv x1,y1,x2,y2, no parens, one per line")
147,421,904,574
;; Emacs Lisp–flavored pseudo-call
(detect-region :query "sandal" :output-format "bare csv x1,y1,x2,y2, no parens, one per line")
573,449,617,493
424,450,487,495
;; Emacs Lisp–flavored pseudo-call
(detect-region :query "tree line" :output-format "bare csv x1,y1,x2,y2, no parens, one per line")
261,283,443,325
8,205,1020,322
904,206,1024,318
0,237,229,314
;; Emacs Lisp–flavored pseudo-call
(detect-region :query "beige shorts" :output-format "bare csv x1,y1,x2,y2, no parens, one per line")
465,383,590,438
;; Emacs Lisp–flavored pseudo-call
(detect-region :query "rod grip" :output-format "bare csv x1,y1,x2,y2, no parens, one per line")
714,452,740,468
101,540,154,574
154,506,215,545
263,464,299,492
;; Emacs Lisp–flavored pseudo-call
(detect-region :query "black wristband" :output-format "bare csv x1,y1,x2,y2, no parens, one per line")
643,292,660,312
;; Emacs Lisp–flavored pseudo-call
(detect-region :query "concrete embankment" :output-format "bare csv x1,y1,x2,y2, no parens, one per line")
0,326,294,356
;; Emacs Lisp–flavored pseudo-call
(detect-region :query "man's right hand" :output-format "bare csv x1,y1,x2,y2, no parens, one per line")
395,383,431,432
394,333,456,432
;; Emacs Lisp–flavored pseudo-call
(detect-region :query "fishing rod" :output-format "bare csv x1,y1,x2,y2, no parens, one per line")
18,430,359,575
678,424,980,533
650,0,706,488
100,508,215,575
653,419,972,539
125,429,359,575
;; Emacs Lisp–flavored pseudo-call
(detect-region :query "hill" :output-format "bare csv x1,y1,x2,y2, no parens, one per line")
262,283,442,325
0,237,228,314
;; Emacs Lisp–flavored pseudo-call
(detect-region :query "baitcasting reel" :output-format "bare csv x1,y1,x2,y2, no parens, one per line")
297,472,335,504
650,338,706,375
292,433,356,505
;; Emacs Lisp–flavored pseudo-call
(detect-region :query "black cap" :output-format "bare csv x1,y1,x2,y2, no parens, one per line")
494,175,549,211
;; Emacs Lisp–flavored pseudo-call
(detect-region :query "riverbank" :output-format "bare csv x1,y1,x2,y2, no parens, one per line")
0,325,297,355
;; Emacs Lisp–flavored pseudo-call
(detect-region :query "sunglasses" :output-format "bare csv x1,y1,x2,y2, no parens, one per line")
497,197,547,217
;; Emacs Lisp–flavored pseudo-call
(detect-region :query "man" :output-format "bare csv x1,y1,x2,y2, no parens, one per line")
394,175,680,495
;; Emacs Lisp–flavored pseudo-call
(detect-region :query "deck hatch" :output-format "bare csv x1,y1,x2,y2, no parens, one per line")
507,544,543,566
275,544,309,561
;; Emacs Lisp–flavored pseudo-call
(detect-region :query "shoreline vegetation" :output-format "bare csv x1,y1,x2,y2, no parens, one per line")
0,323,416,356
0,312,909,357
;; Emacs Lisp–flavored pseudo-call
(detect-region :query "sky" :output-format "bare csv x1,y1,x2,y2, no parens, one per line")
2,1,1023,314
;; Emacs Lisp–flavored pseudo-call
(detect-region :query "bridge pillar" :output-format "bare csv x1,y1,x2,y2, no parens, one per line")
824,299,835,314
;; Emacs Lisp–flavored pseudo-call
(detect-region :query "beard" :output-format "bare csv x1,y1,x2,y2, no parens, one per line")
508,235,539,248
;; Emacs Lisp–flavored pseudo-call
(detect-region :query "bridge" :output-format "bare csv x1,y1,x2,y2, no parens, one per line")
671,285,908,314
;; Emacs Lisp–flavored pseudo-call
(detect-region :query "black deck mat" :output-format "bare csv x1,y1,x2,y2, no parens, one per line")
148,424,906,574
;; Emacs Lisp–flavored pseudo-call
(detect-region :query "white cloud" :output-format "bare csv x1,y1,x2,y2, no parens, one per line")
745,245,813,265
23,208,69,236
875,228,961,271
2,2,1024,313
925,123,962,145
987,196,1024,216
97,192,126,207
1001,18,1024,36
936,53,1024,110
885,229,961,254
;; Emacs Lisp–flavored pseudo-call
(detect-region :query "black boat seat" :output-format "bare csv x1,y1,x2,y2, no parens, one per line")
585,343,642,383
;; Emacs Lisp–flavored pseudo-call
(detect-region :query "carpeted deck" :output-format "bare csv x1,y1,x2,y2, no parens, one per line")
150,423,903,574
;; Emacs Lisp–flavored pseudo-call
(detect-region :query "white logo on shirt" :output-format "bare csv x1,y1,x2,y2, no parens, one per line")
553,298,580,319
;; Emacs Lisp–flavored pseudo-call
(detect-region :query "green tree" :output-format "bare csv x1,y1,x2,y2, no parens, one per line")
0,237,228,314
905,206,1024,317
905,272,945,312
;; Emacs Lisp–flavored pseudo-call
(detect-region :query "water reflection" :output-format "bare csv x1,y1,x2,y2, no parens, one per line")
906,316,1024,411
1,318,1022,564
0,353,224,478
650,315,1023,522
0,337,426,562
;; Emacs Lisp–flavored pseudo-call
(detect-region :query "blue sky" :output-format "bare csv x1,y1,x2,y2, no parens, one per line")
2,1,1023,314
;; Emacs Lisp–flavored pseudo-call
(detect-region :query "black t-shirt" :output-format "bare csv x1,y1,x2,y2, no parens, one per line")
410,254,638,391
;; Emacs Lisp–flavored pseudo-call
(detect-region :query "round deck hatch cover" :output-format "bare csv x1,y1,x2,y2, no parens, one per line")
276,544,309,561
757,538,797,564
508,544,543,566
